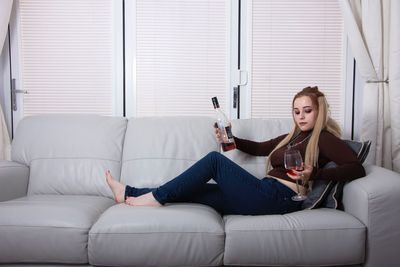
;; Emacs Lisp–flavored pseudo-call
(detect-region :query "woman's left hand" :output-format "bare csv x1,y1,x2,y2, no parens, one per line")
287,164,313,181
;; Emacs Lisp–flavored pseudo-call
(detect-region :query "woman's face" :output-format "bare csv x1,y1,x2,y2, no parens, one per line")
293,96,318,131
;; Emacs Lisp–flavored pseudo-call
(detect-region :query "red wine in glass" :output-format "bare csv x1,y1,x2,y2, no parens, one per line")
284,149,307,201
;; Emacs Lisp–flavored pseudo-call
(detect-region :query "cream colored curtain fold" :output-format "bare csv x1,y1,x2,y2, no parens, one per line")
0,0,13,160
389,0,400,172
339,0,400,171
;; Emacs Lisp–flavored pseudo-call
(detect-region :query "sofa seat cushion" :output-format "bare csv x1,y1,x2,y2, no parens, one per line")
224,209,366,266
89,203,225,267
0,195,114,264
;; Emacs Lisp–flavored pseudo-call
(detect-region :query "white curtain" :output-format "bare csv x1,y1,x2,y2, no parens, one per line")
339,0,400,172
0,0,13,160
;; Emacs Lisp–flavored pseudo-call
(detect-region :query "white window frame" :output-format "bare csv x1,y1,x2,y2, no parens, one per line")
124,0,235,118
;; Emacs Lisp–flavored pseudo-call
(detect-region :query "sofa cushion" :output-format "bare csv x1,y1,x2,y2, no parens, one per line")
0,195,114,264
121,116,219,187
344,139,372,164
223,209,365,266
302,139,372,210
11,115,127,197
89,203,225,267
225,118,292,178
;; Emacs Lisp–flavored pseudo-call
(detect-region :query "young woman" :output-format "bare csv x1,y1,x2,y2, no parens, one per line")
106,86,365,215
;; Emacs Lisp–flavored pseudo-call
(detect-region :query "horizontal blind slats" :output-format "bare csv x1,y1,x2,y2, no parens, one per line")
251,0,344,122
135,0,228,117
19,0,114,116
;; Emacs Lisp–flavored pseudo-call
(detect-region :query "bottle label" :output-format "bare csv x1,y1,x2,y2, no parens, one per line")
225,126,234,139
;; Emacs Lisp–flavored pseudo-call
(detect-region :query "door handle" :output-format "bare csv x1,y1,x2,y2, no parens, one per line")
11,79,28,111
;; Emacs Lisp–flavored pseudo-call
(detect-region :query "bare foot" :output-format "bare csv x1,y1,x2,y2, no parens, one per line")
125,197,137,206
125,193,161,207
105,170,125,203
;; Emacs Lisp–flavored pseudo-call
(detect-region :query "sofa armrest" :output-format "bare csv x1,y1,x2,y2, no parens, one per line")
342,165,400,267
0,160,29,202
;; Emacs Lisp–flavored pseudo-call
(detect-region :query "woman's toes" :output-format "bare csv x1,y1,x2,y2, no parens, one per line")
125,197,135,205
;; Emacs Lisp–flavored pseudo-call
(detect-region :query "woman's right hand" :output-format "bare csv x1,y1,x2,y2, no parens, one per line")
214,122,231,143
214,127,224,143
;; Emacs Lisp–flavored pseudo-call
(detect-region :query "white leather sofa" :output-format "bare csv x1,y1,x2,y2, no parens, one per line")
0,115,399,267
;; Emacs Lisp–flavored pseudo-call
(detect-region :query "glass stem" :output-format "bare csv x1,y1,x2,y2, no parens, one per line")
295,180,301,195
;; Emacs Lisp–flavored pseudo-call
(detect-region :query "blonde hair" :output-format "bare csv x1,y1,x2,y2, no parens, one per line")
266,86,341,182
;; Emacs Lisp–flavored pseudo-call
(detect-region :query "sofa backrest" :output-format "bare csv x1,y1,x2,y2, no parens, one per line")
12,115,127,197
226,118,292,178
121,116,219,187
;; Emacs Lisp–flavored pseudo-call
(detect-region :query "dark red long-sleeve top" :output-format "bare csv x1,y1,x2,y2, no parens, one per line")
234,130,366,183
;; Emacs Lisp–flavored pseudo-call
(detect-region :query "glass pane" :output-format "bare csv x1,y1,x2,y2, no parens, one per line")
134,0,229,117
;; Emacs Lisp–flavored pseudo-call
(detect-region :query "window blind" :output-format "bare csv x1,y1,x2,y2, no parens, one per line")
19,0,116,116
250,0,344,123
134,0,229,117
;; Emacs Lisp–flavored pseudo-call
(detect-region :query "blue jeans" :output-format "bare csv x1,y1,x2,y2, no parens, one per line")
125,151,302,215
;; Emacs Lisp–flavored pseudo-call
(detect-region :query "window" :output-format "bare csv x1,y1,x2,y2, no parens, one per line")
4,0,349,132
13,0,122,118
125,0,231,117
244,0,344,124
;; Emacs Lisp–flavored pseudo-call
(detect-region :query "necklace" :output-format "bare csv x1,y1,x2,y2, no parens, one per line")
287,132,312,149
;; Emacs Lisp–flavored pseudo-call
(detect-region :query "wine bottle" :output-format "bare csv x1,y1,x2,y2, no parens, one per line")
211,97,236,152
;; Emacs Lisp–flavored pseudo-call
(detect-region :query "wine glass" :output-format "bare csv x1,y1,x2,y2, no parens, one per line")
284,149,307,201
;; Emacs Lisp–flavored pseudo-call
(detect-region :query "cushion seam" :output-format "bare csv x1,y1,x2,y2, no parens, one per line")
225,227,365,232
0,225,90,230
89,232,225,235
30,157,121,163
0,166,28,169
122,158,198,163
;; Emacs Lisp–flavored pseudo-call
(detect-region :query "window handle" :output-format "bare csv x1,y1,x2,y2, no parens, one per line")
238,70,248,86
11,79,28,111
